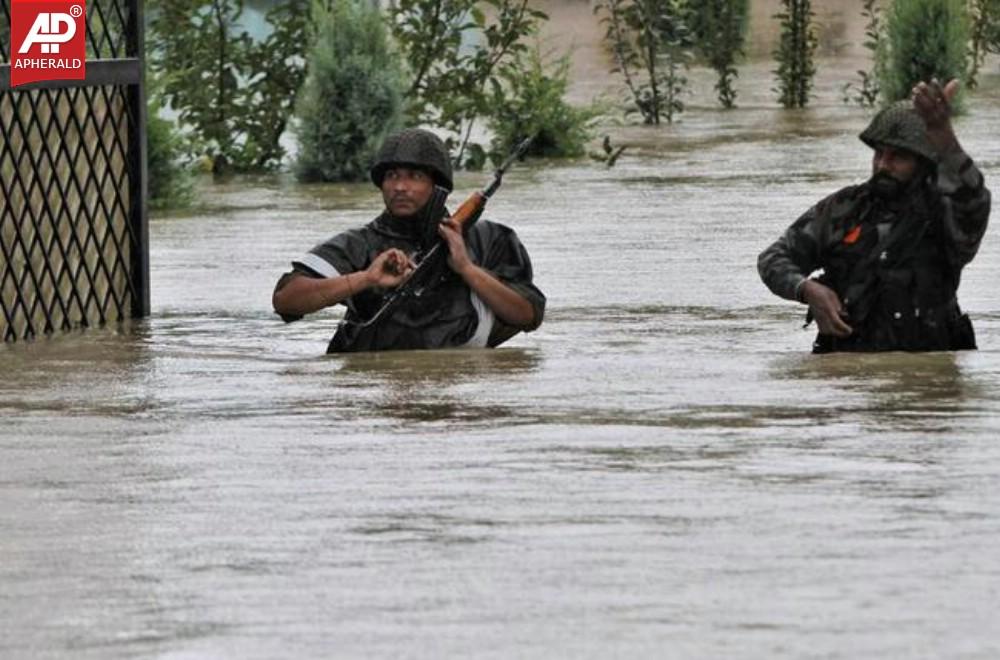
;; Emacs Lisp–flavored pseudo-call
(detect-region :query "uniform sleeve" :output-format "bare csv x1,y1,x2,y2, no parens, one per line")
273,229,372,324
474,222,546,339
292,230,370,278
758,199,833,302
936,150,991,268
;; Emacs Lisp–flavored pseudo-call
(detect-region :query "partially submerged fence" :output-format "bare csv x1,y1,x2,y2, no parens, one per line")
1,0,147,342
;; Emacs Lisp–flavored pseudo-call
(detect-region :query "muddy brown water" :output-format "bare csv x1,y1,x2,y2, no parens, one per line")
3,60,1000,658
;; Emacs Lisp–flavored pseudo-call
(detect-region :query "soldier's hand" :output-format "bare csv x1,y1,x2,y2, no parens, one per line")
438,217,473,275
912,78,958,128
912,78,962,155
366,248,415,289
800,280,853,338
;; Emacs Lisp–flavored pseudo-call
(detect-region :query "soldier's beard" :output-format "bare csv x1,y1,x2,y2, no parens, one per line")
869,171,907,200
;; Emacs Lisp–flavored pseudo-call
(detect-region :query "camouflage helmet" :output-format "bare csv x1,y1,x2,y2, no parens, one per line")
859,101,937,163
370,128,453,192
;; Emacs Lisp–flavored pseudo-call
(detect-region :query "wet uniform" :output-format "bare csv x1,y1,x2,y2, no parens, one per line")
278,212,545,353
758,149,990,352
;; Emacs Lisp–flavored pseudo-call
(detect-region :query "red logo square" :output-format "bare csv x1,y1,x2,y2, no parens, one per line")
10,0,87,88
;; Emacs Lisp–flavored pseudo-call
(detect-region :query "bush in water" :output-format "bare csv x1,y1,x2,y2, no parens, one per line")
967,0,1000,88
772,0,818,108
293,0,405,183
148,0,310,173
487,50,600,162
389,0,548,169
595,0,694,124
842,0,883,107
879,0,969,108
147,80,194,211
688,0,749,109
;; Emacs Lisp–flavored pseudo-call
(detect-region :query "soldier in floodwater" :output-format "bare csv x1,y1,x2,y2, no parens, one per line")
758,79,991,353
272,128,545,353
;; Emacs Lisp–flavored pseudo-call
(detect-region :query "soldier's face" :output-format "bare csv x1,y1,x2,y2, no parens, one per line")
871,145,919,184
382,167,435,218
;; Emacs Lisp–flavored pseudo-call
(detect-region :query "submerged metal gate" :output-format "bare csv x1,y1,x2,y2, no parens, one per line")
0,0,147,342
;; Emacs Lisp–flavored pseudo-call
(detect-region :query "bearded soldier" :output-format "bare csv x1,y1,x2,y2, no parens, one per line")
758,79,991,353
273,128,545,352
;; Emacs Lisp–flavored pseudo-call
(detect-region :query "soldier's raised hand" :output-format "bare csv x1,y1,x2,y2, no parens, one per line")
912,78,961,154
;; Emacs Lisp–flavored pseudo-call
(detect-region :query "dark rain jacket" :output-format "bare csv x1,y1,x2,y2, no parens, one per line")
280,212,545,353
758,150,991,352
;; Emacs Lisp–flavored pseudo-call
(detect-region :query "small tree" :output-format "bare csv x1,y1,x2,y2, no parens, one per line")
842,0,883,107
968,0,1000,88
389,0,548,168
688,0,749,108
147,81,195,211
487,50,599,160
148,0,309,173
772,0,818,108
879,0,970,106
595,0,694,124
293,0,405,182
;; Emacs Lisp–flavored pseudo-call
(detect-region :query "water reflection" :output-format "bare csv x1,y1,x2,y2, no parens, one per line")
328,348,542,424
329,347,541,381
0,323,154,417
777,351,972,405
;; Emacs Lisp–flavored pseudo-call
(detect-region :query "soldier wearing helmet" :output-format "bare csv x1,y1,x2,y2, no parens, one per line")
273,128,545,352
758,79,991,352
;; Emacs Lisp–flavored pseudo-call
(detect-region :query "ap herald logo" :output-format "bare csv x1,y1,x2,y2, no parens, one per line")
10,0,86,88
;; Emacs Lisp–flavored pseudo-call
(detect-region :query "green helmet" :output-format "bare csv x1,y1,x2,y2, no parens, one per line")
370,128,454,192
859,101,937,163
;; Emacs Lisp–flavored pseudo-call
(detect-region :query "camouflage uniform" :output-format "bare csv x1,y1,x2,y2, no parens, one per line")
277,128,545,353
758,103,991,352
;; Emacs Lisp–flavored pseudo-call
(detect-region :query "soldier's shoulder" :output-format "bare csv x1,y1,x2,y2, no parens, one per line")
815,184,866,216
469,218,518,241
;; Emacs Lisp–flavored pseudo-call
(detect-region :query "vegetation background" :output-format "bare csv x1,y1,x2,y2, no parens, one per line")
144,0,1000,208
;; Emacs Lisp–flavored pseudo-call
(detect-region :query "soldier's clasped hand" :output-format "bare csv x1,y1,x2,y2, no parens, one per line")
800,280,853,338
366,248,415,289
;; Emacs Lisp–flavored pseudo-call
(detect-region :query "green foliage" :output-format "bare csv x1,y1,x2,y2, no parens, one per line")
991,2,1000,53
687,0,749,108
879,0,969,106
148,0,309,173
146,84,195,211
487,50,599,161
389,0,548,168
595,0,694,124
773,0,818,108
293,0,405,182
968,0,1000,88
842,0,883,107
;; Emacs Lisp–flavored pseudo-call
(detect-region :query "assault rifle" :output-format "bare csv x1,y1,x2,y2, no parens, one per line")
348,137,533,333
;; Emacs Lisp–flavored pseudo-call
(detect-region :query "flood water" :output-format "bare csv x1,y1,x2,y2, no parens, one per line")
3,60,1000,658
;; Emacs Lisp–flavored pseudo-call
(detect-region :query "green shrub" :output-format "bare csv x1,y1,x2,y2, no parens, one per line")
688,0,749,108
293,0,405,182
148,0,309,173
879,0,969,106
842,0,883,107
595,0,694,124
488,51,598,161
389,0,548,168
968,0,1000,88
773,0,818,108
147,90,194,211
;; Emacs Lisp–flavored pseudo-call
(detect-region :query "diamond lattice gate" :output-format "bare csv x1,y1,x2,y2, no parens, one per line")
0,0,147,342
